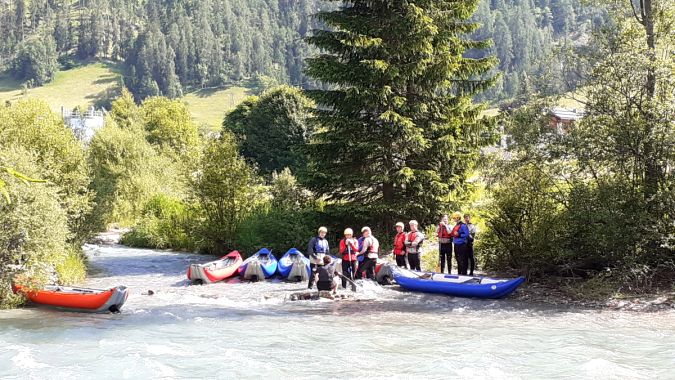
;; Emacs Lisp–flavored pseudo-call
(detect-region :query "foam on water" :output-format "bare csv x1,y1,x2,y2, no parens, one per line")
0,244,674,379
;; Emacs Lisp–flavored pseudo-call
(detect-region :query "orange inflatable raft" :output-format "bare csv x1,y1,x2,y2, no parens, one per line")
13,284,129,313
187,250,243,284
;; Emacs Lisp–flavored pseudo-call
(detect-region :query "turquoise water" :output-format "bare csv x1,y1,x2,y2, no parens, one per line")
1,244,673,379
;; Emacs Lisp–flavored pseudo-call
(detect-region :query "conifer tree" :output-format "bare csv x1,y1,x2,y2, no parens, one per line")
305,0,497,225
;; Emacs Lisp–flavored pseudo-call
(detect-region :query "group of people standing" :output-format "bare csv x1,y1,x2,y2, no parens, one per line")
305,213,477,292
433,212,477,276
306,226,381,291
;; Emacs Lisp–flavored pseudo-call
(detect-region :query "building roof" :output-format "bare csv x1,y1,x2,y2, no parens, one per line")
551,107,584,121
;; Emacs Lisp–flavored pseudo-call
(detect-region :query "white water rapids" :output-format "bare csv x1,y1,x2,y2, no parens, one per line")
1,244,674,379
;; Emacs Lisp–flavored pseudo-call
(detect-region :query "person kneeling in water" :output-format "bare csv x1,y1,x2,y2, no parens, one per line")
315,256,338,294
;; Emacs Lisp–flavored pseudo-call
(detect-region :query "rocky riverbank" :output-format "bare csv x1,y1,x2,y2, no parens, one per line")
511,280,675,312
422,241,674,312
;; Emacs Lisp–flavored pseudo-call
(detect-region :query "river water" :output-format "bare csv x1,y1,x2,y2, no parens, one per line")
1,244,674,379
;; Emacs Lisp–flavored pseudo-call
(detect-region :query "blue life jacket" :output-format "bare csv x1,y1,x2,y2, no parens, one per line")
453,223,471,245
314,237,329,254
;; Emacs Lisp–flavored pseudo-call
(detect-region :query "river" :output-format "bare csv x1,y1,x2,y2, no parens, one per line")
1,244,674,379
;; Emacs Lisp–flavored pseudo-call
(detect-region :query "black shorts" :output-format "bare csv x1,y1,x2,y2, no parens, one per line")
317,280,333,291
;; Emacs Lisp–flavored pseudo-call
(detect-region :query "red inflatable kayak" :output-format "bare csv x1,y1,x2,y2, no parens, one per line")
187,250,243,284
13,284,129,313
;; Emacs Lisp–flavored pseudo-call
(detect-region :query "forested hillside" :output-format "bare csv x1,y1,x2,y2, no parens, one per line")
0,0,603,103
471,0,605,101
0,0,317,99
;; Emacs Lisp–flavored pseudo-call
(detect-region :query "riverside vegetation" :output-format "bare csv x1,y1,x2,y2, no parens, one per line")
0,0,673,309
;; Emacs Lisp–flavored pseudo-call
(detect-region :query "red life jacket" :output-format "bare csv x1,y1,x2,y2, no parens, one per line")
451,223,461,238
340,238,358,261
407,232,420,245
438,224,452,239
393,233,406,256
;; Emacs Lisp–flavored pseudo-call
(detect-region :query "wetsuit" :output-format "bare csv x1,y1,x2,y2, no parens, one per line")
339,238,358,289
452,222,471,275
359,235,379,280
437,223,453,273
306,236,329,289
316,263,337,291
393,232,407,268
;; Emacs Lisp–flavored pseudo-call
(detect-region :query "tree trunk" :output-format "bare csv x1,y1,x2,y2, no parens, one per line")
632,0,659,204
382,181,395,230
642,0,659,204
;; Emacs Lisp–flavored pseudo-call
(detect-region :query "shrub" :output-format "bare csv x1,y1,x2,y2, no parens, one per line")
480,162,572,277
234,169,320,256
88,123,184,228
121,194,199,251
0,147,85,308
0,99,93,244
235,207,319,257
192,134,265,253
141,97,200,160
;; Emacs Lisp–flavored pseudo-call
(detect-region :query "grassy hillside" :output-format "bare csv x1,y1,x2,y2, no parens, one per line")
0,62,251,129
183,86,252,129
0,62,122,112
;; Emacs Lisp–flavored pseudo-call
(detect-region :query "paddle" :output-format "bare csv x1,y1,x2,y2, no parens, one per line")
335,272,358,292
347,242,355,283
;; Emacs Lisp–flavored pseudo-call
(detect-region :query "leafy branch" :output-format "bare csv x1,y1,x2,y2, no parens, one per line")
0,166,47,203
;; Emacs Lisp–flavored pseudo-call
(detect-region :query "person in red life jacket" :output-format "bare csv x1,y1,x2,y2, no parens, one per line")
357,226,379,280
306,226,330,289
392,222,407,268
451,212,471,275
405,220,425,271
436,214,453,273
339,228,359,289
465,213,478,276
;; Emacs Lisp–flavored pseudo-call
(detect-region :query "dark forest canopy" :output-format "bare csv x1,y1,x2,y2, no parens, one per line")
0,0,604,103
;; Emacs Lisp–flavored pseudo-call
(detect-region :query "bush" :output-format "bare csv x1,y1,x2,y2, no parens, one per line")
192,134,265,253
88,123,184,228
0,147,85,308
121,194,199,251
235,208,319,257
141,97,200,160
54,247,87,285
234,169,320,256
0,99,93,244
481,162,572,277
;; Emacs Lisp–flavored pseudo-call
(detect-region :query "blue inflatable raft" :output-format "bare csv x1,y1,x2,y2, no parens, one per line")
392,266,525,299
277,248,310,281
238,248,278,281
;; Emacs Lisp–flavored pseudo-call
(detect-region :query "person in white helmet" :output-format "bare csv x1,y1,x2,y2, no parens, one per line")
339,228,359,289
306,226,329,289
392,222,407,268
357,226,379,280
405,220,425,271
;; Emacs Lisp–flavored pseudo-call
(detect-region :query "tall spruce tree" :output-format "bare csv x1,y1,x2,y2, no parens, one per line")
304,0,497,226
